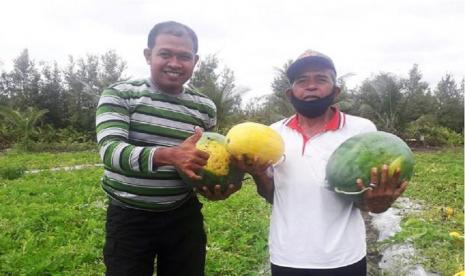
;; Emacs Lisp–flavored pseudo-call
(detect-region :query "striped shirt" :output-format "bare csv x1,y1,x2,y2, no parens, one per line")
96,78,217,211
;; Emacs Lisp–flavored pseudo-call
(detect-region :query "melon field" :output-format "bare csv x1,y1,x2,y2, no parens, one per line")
0,148,463,275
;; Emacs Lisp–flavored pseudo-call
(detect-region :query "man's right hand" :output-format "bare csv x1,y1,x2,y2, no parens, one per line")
154,127,209,180
232,154,272,178
232,154,275,204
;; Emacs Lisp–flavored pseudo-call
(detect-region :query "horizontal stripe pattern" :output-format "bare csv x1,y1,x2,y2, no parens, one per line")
104,170,185,188
129,146,144,172
129,131,185,147
96,78,216,211
102,184,191,211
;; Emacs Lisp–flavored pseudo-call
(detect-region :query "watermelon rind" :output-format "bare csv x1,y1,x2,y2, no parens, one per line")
325,131,415,202
179,132,243,193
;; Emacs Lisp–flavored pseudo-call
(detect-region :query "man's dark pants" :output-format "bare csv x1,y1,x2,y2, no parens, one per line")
271,257,367,276
103,196,206,276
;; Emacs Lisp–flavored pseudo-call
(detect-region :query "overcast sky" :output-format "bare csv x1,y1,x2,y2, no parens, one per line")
1,0,464,102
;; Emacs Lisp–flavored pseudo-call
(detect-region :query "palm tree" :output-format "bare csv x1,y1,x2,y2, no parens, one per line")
189,55,248,132
266,61,294,119
189,79,248,132
0,105,48,150
356,73,403,133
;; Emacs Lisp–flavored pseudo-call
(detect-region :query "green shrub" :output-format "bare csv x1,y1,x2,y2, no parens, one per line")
405,125,463,146
0,123,97,152
37,126,95,144
0,136,12,150
0,165,26,180
0,124,15,150
23,142,98,153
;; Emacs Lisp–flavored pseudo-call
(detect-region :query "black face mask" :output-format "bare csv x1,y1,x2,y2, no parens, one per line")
289,90,336,118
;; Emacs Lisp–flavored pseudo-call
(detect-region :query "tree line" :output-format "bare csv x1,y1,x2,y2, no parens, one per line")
0,49,463,150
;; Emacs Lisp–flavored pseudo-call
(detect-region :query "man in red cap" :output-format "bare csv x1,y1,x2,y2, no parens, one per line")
236,50,408,275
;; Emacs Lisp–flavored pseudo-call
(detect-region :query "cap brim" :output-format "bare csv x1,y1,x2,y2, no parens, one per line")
286,56,336,82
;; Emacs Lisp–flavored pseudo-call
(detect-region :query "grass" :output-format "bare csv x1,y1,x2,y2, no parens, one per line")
384,147,464,275
0,168,105,275
0,151,270,275
201,183,270,275
404,148,463,209
0,148,462,275
0,150,100,170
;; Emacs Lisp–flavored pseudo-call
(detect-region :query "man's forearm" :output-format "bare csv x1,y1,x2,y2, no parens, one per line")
252,173,274,204
153,147,175,167
99,139,158,174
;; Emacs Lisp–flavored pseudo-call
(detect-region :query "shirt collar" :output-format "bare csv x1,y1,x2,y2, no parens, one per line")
285,106,345,133
148,78,185,96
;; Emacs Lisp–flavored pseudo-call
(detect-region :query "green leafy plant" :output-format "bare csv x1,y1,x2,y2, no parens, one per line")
37,125,95,144
0,106,49,150
382,148,464,275
0,165,25,180
0,149,462,275
405,116,464,147
0,153,270,275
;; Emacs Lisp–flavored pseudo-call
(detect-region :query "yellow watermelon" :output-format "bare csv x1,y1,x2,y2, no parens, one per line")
179,132,242,192
226,122,284,164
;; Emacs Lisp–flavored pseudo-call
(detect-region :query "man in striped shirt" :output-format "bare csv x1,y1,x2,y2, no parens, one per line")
96,21,240,276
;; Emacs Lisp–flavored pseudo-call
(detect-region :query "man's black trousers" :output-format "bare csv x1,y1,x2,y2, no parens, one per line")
103,196,206,276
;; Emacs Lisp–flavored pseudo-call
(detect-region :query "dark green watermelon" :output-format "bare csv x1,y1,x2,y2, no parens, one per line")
191,165,244,193
325,131,415,201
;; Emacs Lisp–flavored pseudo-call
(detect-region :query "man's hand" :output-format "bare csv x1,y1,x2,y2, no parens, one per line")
194,183,242,201
232,154,272,178
154,127,209,180
232,154,275,203
356,164,408,213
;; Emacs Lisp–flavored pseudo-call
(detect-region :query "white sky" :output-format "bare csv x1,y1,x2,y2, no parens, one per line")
1,0,464,102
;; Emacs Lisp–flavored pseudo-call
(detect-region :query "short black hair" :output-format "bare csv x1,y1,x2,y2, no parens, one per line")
147,21,198,53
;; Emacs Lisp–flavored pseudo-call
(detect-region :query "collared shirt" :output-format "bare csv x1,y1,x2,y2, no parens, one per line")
285,107,345,154
268,110,376,269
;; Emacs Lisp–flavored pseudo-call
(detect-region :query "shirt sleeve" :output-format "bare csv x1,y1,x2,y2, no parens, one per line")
205,101,217,131
95,88,159,174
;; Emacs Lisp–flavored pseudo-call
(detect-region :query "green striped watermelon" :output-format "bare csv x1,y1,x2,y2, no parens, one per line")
325,131,414,201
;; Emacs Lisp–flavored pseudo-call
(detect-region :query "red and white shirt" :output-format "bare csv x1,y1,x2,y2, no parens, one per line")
269,108,376,269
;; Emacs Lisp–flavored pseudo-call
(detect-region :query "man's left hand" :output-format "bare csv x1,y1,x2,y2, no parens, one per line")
194,183,241,201
356,164,408,213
